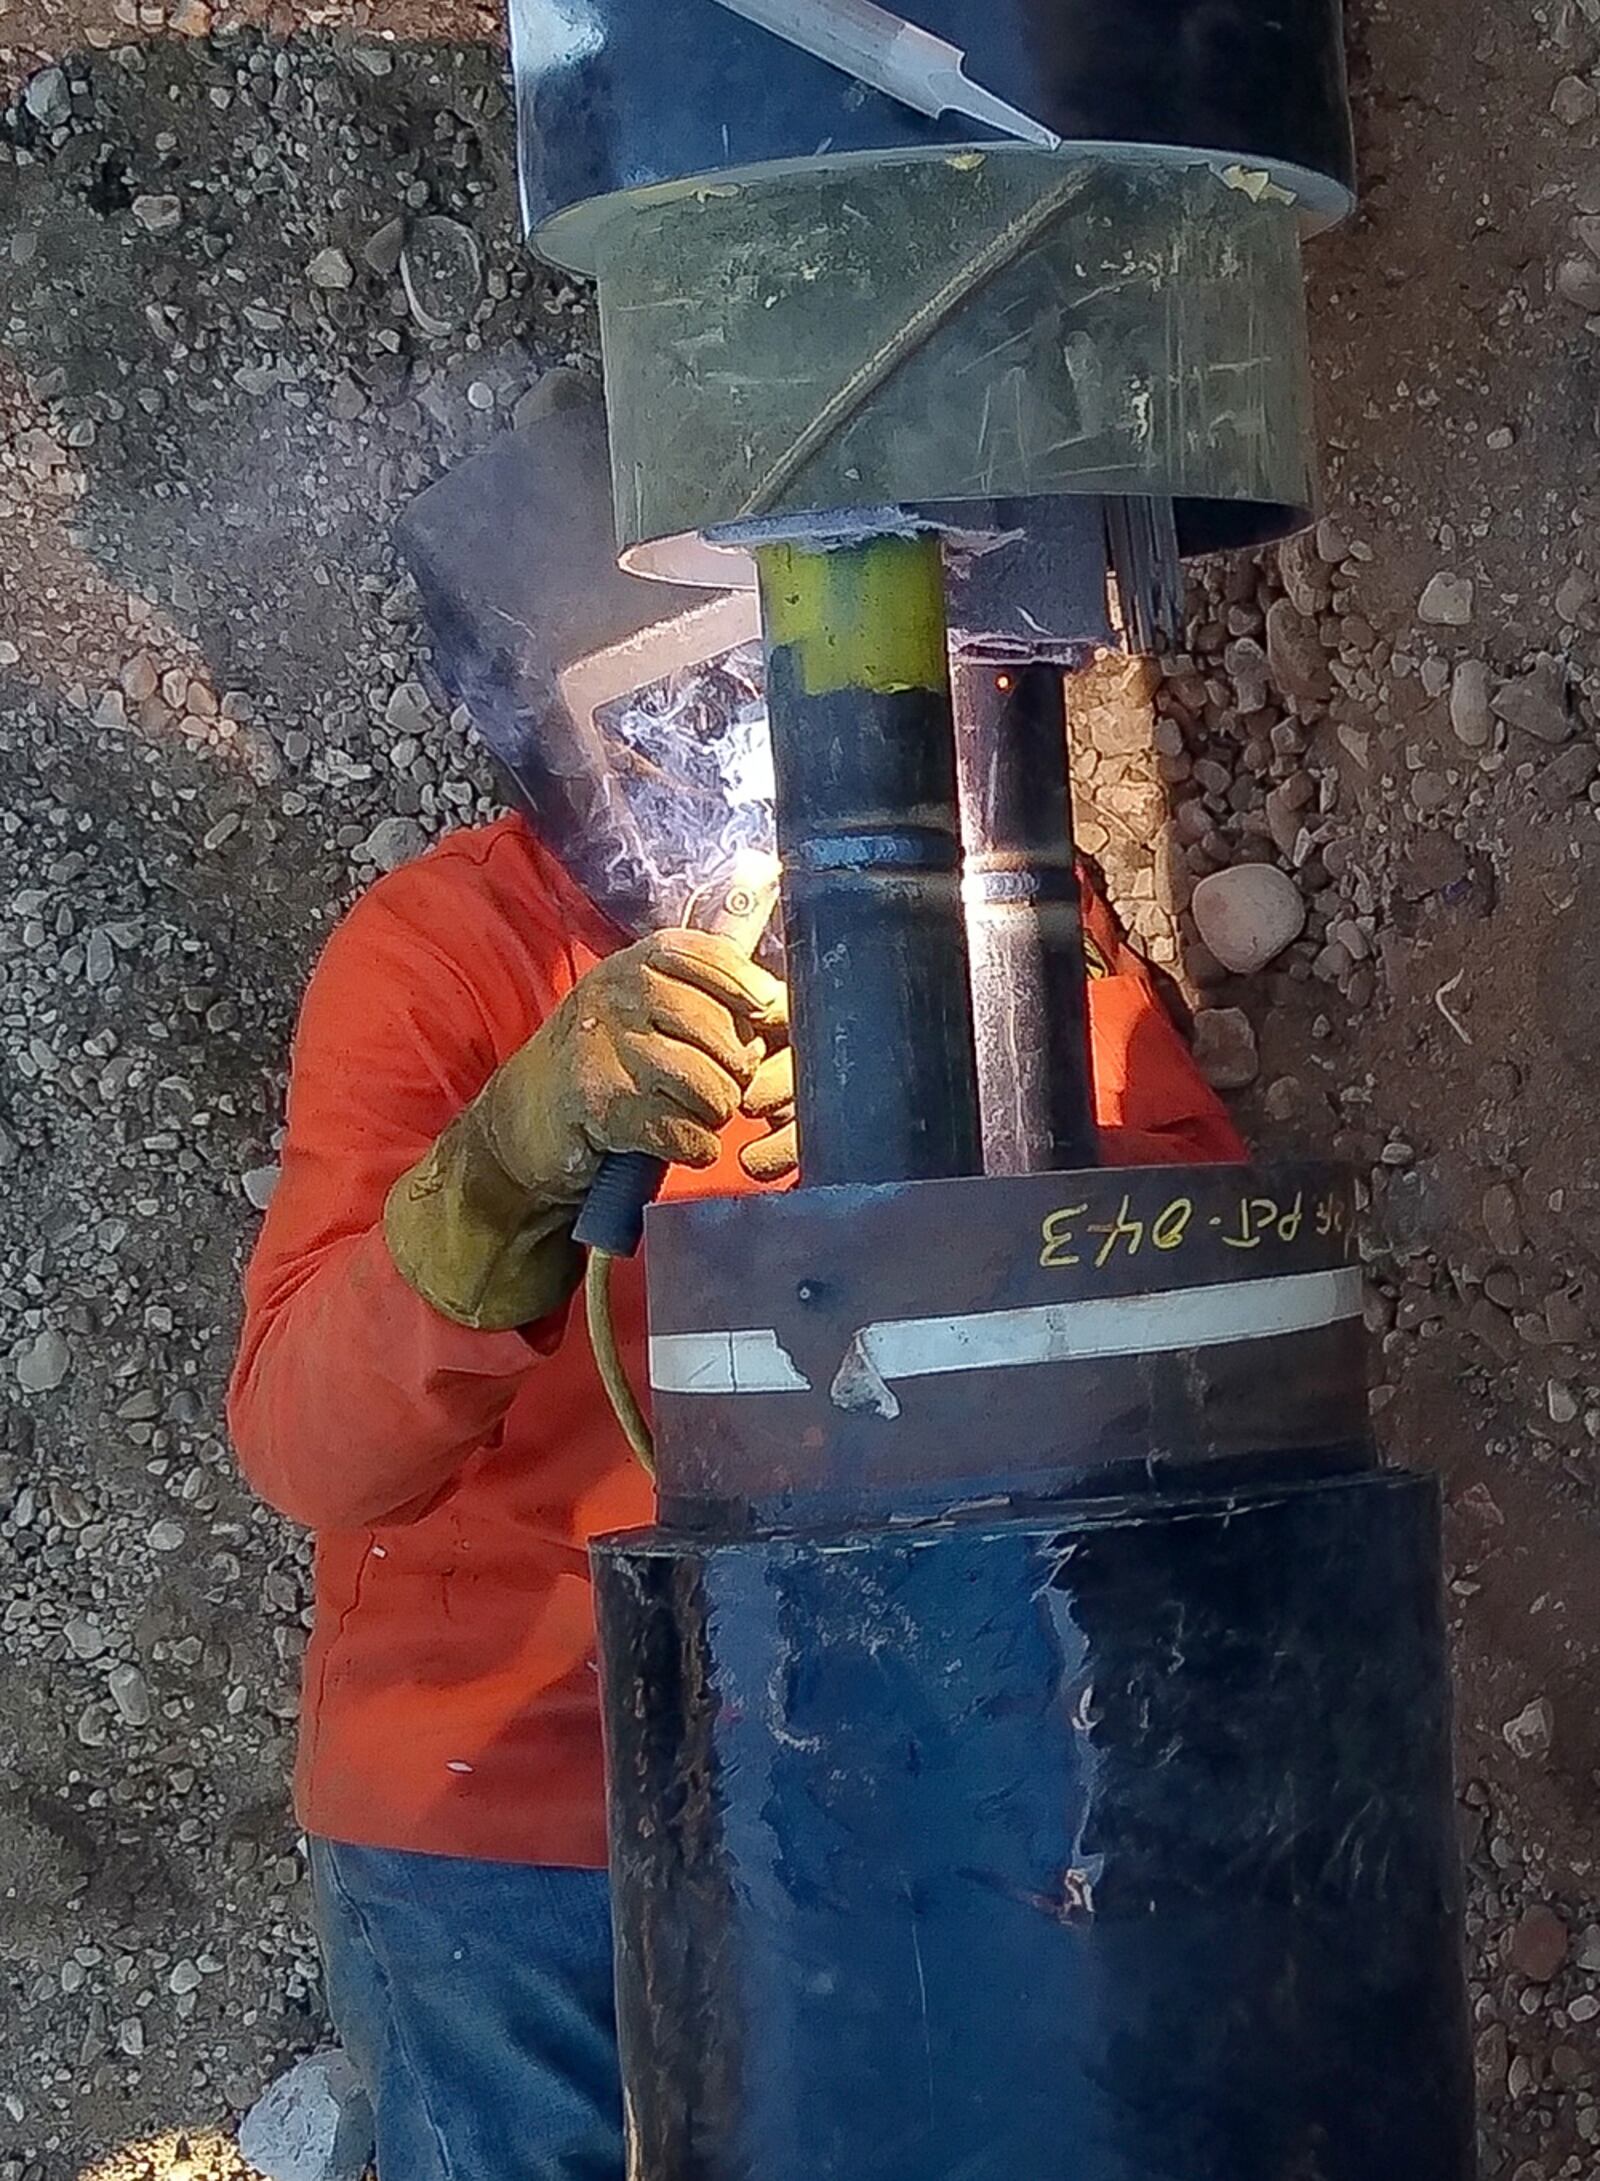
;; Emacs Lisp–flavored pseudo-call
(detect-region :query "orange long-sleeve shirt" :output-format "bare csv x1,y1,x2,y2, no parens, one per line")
228,813,1243,1868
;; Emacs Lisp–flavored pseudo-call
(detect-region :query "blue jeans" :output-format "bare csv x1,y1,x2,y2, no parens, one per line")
309,1837,625,2181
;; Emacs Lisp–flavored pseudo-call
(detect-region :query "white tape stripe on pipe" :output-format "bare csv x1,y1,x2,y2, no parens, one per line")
851,1265,1364,1382
649,1265,1363,1398
647,1326,811,1396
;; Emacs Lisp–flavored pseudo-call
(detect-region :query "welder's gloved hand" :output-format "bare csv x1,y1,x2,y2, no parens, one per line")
739,1022,798,1185
385,931,785,1331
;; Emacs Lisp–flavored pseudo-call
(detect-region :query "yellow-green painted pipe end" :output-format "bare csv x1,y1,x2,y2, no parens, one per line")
755,534,948,699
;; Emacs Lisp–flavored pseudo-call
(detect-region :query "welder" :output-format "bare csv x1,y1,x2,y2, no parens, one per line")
227,791,1241,2179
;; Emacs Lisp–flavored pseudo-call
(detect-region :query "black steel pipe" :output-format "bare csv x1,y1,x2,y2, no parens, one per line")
754,535,983,1189
520,0,1357,255
953,657,1098,1176
642,1161,1371,1532
596,1469,1473,2181
609,1164,1472,2179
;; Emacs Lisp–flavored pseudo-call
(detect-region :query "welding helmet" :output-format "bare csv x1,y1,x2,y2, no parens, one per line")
396,381,1132,958
396,383,780,951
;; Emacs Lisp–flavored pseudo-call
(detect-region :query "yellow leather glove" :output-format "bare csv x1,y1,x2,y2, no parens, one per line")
385,931,785,1331
739,1033,798,1185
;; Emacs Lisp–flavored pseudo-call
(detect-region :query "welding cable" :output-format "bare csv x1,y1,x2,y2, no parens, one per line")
585,1248,656,1476
573,855,784,1481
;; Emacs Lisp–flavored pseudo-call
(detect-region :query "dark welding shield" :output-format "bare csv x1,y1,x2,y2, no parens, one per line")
395,382,778,945
395,380,1120,954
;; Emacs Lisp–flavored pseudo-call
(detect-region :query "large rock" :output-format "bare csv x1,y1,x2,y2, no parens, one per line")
1492,655,1572,744
1223,636,1270,714
1277,531,1333,618
362,815,429,872
1418,572,1474,627
16,1329,71,1394
383,679,435,738
1501,1696,1553,1760
1191,1007,1260,1091
1190,866,1306,975
400,215,484,337
1448,659,1494,747
1537,741,1599,802
308,247,355,291
1557,256,1600,313
1480,1181,1524,1257
1553,74,1599,125
239,2051,373,2181
131,193,182,236
1263,598,1331,704
243,1163,282,1211
1264,783,1307,860
1507,1905,1568,1984
23,66,71,127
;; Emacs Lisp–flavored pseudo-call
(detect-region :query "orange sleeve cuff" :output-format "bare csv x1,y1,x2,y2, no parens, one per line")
229,1224,543,1532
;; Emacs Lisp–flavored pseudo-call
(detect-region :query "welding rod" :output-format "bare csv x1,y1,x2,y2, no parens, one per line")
706,0,1061,150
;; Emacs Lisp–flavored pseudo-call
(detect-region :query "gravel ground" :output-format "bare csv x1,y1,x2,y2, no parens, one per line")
1,3,1598,2178
0,13,587,2175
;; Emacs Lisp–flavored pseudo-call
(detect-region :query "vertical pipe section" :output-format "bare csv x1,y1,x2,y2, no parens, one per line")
755,534,982,1188
953,658,1098,1175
